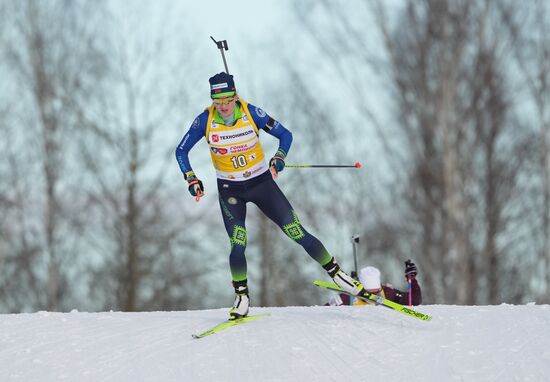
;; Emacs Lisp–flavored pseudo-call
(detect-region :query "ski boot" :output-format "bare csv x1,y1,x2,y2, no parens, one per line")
323,257,367,298
229,279,249,321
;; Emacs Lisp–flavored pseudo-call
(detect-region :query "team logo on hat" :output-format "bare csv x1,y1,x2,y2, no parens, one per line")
211,83,228,90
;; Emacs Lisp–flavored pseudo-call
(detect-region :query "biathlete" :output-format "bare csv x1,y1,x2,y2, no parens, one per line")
175,72,368,320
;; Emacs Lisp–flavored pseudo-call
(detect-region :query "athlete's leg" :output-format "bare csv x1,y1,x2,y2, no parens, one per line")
250,178,332,266
218,192,248,282
250,177,367,297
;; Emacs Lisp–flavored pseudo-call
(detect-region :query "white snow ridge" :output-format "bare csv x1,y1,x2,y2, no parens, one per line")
1,304,549,381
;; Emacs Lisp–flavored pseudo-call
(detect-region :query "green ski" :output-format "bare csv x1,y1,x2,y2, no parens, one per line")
192,313,271,339
314,280,432,321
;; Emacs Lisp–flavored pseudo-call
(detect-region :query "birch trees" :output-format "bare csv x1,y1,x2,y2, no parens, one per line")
296,0,545,304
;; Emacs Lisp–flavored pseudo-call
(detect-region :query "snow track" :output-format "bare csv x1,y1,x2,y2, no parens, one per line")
1,305,549,381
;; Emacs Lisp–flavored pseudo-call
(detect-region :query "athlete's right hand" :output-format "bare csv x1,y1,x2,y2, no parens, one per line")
185,171,204,199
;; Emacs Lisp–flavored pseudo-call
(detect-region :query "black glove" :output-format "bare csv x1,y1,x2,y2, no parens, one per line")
404,259,417,278
185,171,204,198
269,150,286,177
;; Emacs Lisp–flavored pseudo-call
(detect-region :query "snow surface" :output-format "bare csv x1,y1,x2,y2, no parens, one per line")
1,304,549,381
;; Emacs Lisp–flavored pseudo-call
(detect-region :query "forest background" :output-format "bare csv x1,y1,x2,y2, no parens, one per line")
1,0,549,312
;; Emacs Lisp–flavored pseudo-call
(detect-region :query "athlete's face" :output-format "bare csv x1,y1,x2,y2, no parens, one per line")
212,95,237,117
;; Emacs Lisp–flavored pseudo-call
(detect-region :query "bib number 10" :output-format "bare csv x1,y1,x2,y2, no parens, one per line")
231,155,248,169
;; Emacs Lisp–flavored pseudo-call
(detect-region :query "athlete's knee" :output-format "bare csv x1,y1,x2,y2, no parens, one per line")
229,224,247,248
281,210,307,241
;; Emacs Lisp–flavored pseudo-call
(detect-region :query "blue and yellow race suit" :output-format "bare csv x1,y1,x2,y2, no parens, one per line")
176,99,333,282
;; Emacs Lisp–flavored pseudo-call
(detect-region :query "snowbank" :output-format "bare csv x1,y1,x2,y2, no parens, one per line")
1,304,549,381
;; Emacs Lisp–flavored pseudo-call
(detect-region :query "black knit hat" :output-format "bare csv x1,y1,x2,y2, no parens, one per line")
209,72,236,98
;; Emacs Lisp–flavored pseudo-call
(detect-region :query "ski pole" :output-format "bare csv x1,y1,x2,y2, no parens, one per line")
351,234,360,277
210,36,230,74
286,162,362,169
408,276,412,307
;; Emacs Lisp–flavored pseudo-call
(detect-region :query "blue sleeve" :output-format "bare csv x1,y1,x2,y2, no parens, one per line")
248,103,293,158
175,111,208,176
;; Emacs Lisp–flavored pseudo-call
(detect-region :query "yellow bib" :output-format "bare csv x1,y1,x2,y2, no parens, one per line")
205,99,268,181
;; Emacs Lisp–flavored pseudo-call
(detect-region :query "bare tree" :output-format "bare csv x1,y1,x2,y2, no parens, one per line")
69,4,215,311
1,13,43,311
0,121,44,312
294,0,537,304
501,0,550,302
3,0,107,311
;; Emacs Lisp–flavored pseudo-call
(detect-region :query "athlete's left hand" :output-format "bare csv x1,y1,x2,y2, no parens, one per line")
269,155,285,177
404,259,417,279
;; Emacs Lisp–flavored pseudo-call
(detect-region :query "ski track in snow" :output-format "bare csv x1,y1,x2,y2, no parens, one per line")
1,305,550,381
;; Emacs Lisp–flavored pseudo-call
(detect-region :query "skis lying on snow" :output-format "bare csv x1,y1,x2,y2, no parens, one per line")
314,280,432,321
192,314,271,339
